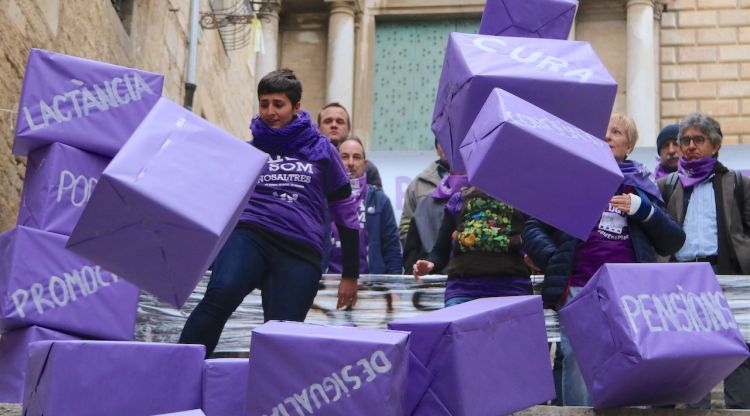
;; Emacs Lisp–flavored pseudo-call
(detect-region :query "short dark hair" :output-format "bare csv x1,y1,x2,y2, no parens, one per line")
257,68,302,106
679,112,723,146
339,136,366,159
317,102,351,128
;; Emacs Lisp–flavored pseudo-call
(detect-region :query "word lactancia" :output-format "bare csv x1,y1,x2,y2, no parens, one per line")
472,37,595,83
264,349,393,416
621,286,737,335
57,170,98,207
22,73,156,131
11,265,120,318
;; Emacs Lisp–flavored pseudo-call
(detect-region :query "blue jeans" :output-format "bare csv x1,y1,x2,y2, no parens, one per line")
560,286,592,407
179,227,321,357
444,296,476,307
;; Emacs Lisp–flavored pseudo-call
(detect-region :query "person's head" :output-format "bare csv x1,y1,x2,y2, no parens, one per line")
338,137,366,179
257,68,302,128
605,113,638,163
678,112,722,161
656,124,681,170
318,103,351,145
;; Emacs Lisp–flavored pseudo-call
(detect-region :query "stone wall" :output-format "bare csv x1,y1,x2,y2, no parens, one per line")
0,0,257,231
660,0,750,142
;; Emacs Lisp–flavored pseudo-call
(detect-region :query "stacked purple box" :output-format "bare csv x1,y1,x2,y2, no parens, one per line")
560,263,750,408
246,321,409,416
22,340,205,415
388,296,555,415
479,0,578,40
203,358,249,416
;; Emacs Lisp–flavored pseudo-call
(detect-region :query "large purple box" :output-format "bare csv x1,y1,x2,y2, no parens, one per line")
0,226,139,340
0,326,80,403
18,143,110,236
388,296,554,416
66,97,268,308
460,88,623,240
560,263,750,408
479,0,578,40
203,358,248,416
14,48,164,157
246,321,409,416
432,32,616,173
22,341,205,416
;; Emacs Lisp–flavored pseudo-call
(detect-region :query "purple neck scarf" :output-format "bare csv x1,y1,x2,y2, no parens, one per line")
351,174,368,199
653,156,675,180
618,160,663,202
250,110,330,161
678,156,717,188
431,174,470,199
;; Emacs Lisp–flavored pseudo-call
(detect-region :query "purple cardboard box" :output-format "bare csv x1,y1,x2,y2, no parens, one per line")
0,226,139,340
66,97,268,308
246,321,409,416
388,296,554,416
460,88,623,240
22,341,205,416
479,0,578,40
0,326,80,403
17,143,110,236
203,359,248,416
560,263,750,408
432,32,616,173
14,48,163,157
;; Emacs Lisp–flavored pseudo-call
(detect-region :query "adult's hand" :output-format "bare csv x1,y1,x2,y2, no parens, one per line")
412,259,435,280
336,276,358,310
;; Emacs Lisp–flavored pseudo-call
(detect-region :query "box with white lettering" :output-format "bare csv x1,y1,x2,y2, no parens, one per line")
13,48,164,157
432,32,616,173
0,326,80,403
66,97,267,308
203,358,248,416
17,143,110,236
460,88,623,240
246,321,409,416
389,296,555,416
0,226,139,340
560,262,750,408
22,340,204,416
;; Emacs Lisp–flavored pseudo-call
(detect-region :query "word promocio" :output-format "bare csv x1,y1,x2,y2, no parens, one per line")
264,349,393,416
22,73,156,132
57,170,98,207
620,286,737,335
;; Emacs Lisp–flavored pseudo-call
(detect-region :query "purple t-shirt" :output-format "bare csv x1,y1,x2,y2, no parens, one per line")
328,175,369,274
570,192,636,287
239,145,349,255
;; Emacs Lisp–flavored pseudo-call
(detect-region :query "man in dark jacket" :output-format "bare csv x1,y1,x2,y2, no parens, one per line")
657,112,750,409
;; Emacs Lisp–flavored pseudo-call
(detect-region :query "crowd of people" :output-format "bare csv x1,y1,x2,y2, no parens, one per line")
179,68,750,409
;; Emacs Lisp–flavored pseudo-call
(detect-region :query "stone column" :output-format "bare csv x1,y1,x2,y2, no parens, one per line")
325,0,356,114
255,1,280,80
626,0,657,146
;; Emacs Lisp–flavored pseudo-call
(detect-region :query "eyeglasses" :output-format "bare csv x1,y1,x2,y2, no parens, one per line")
679,135,708,146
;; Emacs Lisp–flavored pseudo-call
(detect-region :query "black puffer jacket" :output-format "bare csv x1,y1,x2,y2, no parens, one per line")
522,188,685,309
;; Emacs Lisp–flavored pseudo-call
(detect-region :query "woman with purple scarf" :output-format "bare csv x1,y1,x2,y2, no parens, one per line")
522,113,686,406
179,69,360,357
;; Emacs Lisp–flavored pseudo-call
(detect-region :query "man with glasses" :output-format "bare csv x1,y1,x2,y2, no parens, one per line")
657,112,750,409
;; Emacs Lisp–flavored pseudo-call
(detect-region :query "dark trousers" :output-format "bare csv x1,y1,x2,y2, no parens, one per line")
179,227,321,357
725,347,750,409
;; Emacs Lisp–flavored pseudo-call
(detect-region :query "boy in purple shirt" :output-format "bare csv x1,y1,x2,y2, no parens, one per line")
179,69,360,357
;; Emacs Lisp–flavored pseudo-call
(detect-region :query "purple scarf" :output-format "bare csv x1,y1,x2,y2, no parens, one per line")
250,110,331,161
653,156,674,180
678,156,717,188
618,160,663,202
431,174,470,199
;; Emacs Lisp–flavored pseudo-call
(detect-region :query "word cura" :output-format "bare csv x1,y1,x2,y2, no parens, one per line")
264,350,393,416
22,73,156,131
11,265,120,318
57,170,99,207
504,110,604,147
620,286,737,335
472,37,596,83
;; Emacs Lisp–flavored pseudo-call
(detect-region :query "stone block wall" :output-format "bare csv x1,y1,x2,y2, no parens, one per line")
0,0,257,232
661,0,750,143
